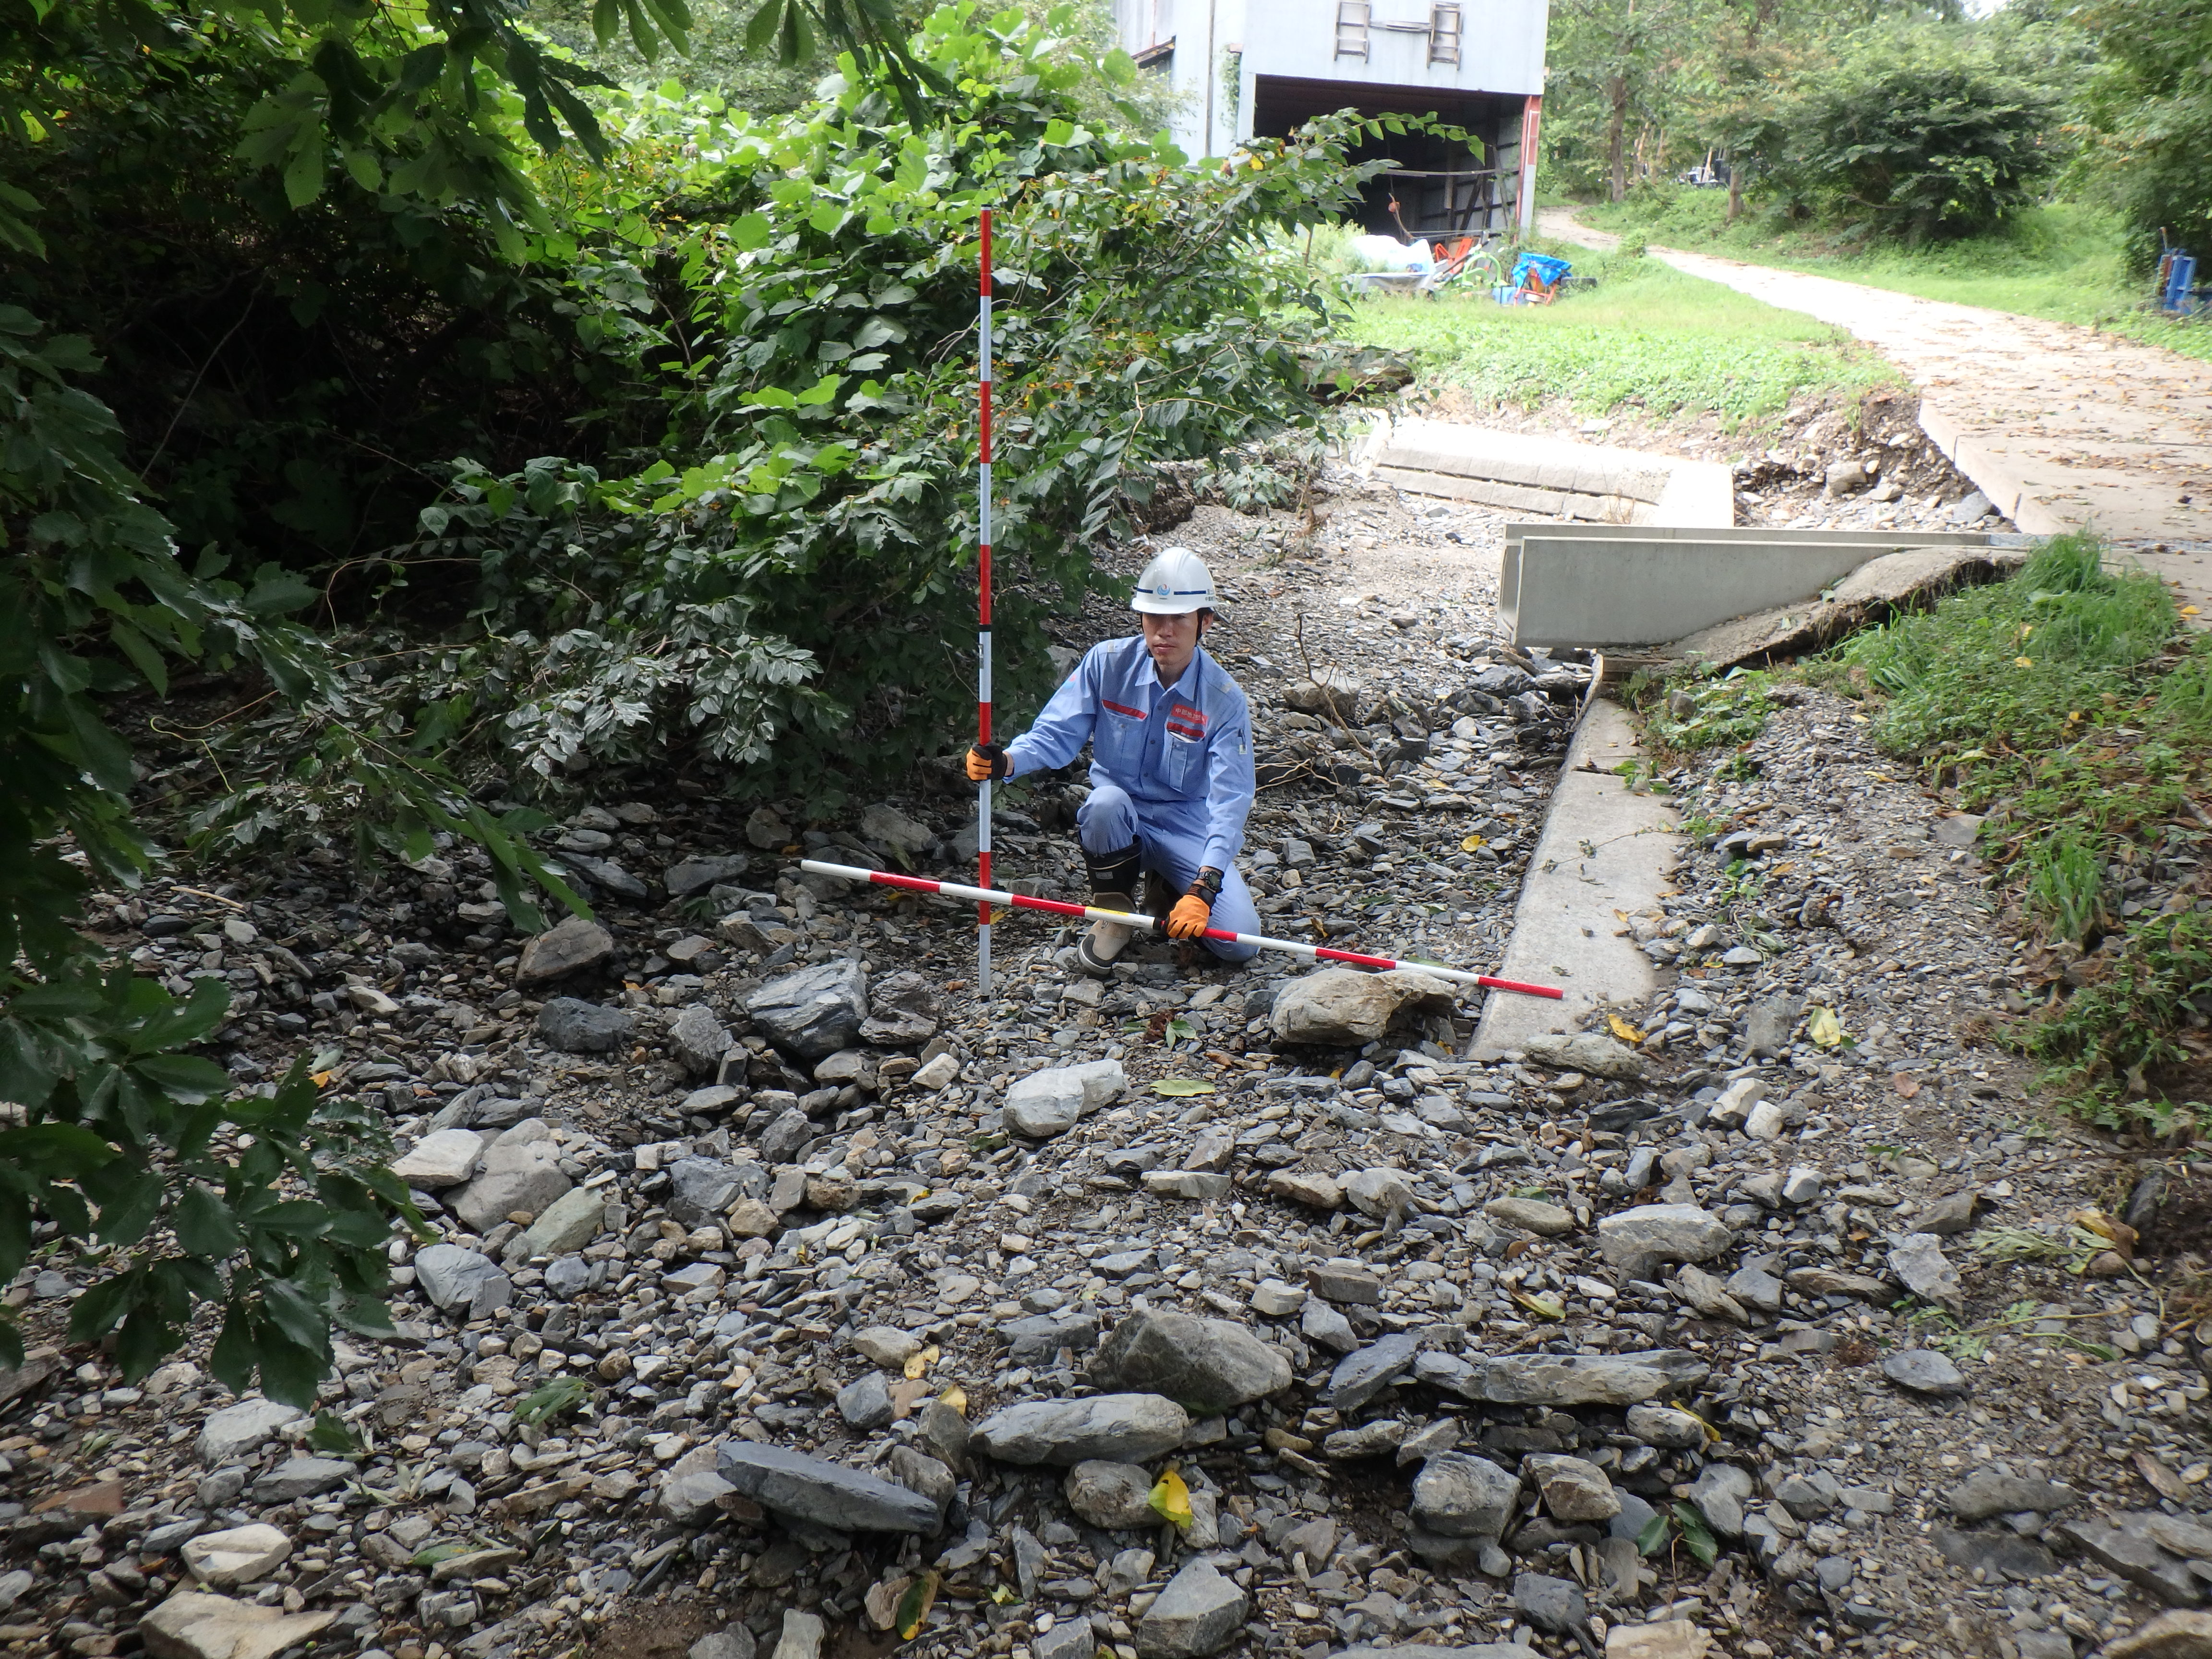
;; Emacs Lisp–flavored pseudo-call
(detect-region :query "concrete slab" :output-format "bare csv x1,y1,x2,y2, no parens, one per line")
1360,419,1735,529
1501,530,2026,649
1472,698,1680,1060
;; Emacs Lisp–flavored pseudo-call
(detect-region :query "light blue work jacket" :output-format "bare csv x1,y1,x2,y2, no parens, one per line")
1005,635,1256,870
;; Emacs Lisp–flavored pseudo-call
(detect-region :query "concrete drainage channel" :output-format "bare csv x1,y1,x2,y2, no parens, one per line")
1354,420,2042,1057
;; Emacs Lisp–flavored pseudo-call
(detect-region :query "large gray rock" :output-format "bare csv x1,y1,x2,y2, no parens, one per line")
1412,1453,1520,1538
1595,1204,1731,1271
745,960,868,1060
194,1399,302,1467
973,1394,1189,1466
1005,1059,1127,1139
1065,1461,1157,1529
1325,1333,1422,1412
1032,1621,1097,1659
451,1120,572,1232
1134,1559,1247,1659
665,855,750,897
1882,1347,1968,1396
668,1005,732,1076
861,971,943,1046
516,916,615,985
413,1244,513,1318
859,803,934,854
668,1157,761,1226
181,1525,291,1588
389,1129,482,1189
1092,1310,1291,1414
1463,1351,1707,1407
1269,969,1455,1046
1888,1233,1963,1310
713,1442,940,1533
1687,1463,1755,1536
1524,1454,1620,1523
1948,1469,2078,1522
249,1458,352,1502
520,1187,605,1256
1513,1572,1587,1635
535,997,634,1054
1524,1031,1644,1080
141,1592,335,1659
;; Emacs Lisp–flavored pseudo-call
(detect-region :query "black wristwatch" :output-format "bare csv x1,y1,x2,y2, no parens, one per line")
1188,866,1224,901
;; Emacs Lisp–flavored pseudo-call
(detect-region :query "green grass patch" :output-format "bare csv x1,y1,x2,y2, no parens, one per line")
1579,192,2212,366
1814,533,2212,1125
1341,248,1895,426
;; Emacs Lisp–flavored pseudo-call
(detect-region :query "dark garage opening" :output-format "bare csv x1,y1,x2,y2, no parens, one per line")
1249,74,1522,239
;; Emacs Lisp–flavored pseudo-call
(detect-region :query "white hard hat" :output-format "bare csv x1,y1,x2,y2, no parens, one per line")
1131,547,1217,615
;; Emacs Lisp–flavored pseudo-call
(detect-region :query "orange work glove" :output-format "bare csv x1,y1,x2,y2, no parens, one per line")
965,743,1010,782
1167,893,1212,939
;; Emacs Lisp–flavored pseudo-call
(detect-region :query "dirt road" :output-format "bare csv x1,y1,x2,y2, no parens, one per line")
1541,208,2212,607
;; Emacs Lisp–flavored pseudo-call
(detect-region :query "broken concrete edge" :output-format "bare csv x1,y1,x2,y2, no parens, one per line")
1471,697,1681,1060
1501,527,2036,651
1663,543,2033,671
1918,397,2072,540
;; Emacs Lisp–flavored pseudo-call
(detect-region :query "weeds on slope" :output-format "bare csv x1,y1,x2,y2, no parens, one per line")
1821,534,2212,1127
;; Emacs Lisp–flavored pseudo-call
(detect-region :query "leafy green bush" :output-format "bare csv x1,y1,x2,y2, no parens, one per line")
1756,28,2060,243
322,11,1408,803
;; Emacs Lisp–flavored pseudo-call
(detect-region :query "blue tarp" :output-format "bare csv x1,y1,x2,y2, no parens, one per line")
1511,252,1573,289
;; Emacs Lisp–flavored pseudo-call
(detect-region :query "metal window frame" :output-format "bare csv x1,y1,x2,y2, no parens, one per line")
1429,2,1462,65
1334,0,1371,60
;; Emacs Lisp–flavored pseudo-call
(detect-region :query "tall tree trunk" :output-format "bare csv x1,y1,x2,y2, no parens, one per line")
1607,73,1629,202
1728,169,1743,224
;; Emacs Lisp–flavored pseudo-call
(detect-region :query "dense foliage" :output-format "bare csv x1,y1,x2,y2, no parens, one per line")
1539,0,2182,255
1752,31,2059,241
2074,0,2212,271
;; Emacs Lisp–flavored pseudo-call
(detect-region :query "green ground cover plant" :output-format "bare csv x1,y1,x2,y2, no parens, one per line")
1344,250,1892,425
1818,535,2212,1125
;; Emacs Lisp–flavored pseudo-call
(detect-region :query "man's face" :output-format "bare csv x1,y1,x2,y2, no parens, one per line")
1140,609,1202,680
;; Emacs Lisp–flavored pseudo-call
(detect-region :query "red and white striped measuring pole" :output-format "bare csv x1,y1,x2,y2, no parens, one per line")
800,860,1565,998
976,206,995,997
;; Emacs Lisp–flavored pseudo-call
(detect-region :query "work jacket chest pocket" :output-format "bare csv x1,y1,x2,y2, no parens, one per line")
1095,706,1146,772
1164,731,1202,792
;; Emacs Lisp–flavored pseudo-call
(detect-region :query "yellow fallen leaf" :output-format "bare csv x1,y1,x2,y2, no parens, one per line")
938,1384,968,1417
895,1569,940,1640
903,1345,940,1381
1461,834,1487,852
1511,1291,1565,1321
1607,1013,1645,1045
2074,1209,2138,1258
2185,606,2202,617
1149,1466,1194,1529
311,1070,335,1088
1806,1006,1844,1049
2016,656,2034,668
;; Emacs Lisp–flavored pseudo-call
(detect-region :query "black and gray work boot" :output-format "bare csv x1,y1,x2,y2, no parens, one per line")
1077,840,1142,977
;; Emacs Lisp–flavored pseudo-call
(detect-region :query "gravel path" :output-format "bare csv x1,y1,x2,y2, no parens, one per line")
1540,208,2212,606
8,478,2211,1659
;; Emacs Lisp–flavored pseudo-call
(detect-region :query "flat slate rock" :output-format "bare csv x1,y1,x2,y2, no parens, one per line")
973,1394,1189,1467
714,1442,940,1534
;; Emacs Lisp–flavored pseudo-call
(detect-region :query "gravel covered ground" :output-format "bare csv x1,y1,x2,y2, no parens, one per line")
6,467,2210,1659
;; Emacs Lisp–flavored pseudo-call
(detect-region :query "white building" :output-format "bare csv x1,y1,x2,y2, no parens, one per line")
1113,0,1549,238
